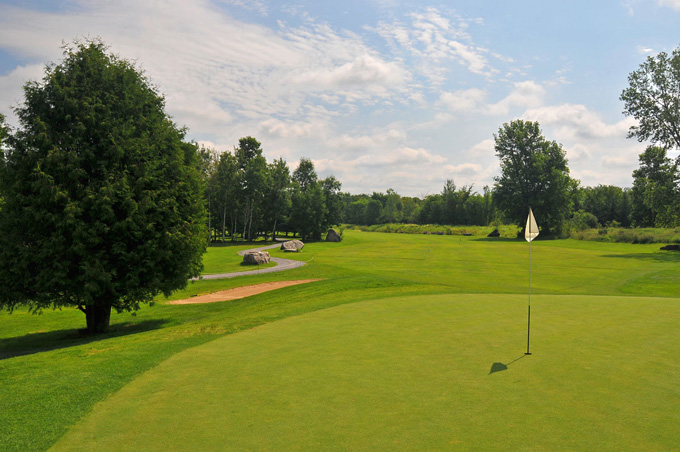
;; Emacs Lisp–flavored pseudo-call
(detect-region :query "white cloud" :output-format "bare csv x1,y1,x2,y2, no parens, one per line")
326,129,407,151
485,81,546,115
468,139,495,158
636,45,655,54
259,118,328,140
564,143,592,163
373,7,500,83
522,104,635,140
436,88,487,112
0,64,45,116
218,0,268,15
658,0,680,11
443,162,482,176
436,81,545,117
355,147,446,167
290,54,407,90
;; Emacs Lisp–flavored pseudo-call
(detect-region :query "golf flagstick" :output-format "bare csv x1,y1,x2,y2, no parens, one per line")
525,208,539,355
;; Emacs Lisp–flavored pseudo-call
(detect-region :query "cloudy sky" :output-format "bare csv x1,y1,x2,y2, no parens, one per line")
1,0,679,196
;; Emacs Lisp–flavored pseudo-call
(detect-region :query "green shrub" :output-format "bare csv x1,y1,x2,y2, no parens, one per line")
571,210,599,232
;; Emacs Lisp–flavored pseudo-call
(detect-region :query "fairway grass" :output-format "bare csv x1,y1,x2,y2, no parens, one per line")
50,293,680,452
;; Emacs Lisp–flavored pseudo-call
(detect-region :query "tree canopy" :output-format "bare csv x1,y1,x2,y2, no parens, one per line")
0,40,207,333
0,113,8,147
493,120,576,235
620,45,680,151
630,146,679,227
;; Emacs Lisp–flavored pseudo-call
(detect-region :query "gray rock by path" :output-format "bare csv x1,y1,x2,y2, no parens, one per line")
281,240,304,252
242,251,270,265
326,229,342,242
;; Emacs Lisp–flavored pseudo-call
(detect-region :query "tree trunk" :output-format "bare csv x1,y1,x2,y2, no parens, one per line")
271,217,278,243
207,194,212,243
83,304,112,334
231,211,237,242
222,207,227,242
242,200,249,242
248,204,254,241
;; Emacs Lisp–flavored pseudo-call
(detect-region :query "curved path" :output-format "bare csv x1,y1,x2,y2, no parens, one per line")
197,242,307,280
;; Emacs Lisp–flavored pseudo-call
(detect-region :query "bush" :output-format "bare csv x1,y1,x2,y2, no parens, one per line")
570,210,599,232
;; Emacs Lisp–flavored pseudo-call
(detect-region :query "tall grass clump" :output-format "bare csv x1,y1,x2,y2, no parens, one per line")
347,223,520,238
571,227,680,244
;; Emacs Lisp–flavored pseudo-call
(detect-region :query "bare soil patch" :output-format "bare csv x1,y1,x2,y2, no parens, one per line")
167,279,321,305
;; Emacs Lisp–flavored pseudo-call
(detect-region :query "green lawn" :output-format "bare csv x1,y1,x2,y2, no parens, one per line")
1,230,679,451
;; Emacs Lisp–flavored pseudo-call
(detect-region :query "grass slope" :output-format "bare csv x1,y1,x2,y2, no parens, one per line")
1,231,679,451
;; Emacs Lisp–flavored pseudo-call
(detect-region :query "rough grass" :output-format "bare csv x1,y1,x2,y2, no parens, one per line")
571,226,680,244
1,231,679,451
349,223,520,237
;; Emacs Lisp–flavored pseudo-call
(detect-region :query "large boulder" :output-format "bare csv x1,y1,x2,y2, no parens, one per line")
242,251,270,265
280,240,304,252
326,229,342,242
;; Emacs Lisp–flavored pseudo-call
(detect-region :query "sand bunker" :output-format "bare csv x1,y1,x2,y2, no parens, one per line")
167,279,320,305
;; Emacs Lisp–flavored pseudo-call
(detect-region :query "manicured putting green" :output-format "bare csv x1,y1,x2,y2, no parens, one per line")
50,293,680,452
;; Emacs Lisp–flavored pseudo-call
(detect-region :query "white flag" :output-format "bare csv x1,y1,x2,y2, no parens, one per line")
525,208,539,242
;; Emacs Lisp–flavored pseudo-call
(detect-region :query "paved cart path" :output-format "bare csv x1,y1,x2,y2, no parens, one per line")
196,242,307,280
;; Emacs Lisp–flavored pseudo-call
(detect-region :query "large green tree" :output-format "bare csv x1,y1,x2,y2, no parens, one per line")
620,45,680,152
208,150,239,241
235,137,267,241
264,157,291,241
0,41,207,333
290,158,331,240
493,120,576,235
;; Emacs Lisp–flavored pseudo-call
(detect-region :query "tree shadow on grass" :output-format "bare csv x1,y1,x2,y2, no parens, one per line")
602,252,680,263
489,354,527,375
0,319,169,361
472,237,522,242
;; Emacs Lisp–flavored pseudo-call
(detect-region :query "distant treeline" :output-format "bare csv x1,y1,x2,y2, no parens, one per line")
339,182,635,231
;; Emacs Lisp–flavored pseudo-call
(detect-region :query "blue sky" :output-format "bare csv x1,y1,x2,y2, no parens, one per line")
1,0,679,196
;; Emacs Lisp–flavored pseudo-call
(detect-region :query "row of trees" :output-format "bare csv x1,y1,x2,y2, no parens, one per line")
341,179,636,232
341,184,496,227
200,137,342,242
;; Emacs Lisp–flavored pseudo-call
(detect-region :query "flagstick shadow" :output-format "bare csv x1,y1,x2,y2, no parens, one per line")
489,354,528,375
